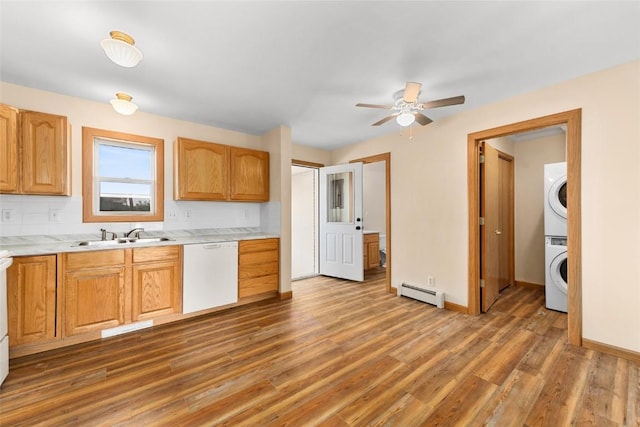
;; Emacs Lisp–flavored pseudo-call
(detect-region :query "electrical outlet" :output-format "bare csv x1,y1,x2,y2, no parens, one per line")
427,276,435,286
49,208,61,223
1,209,14,223
243,209,249,219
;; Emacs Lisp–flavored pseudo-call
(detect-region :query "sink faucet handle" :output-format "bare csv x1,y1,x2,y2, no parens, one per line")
100,228,117,241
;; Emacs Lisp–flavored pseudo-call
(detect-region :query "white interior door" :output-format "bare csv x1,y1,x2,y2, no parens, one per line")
319,162,364,281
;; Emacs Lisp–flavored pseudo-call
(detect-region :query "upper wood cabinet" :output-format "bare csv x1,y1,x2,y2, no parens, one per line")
229,147,269,202
174,137,269,202
7,255,58,347
0,104,19,193
174,137,229,200
0,104,70,195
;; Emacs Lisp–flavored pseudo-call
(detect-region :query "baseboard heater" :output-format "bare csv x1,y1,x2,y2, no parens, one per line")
400,282,445,308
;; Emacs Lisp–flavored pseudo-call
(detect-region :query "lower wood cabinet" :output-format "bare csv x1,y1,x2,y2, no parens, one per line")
238,238,279,298
7,255,58,347
63,250,126,336
63,246,182,337
132,246,182,321
364,233,380,270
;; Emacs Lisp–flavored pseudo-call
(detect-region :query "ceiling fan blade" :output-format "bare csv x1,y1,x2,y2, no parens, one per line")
403,82,422,103
356,103,394,109
372,113,399,126
414,112,433,126
420,95,465,109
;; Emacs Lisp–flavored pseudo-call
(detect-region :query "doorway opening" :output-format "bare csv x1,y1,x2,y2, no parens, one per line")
291,160,323,281
468,109,582,346
350,153,393,294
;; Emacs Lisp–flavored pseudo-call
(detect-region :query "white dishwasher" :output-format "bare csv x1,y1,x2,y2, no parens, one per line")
183,241,238,314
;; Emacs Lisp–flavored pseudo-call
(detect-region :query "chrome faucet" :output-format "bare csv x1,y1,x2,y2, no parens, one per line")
125,227,145,239
100,229,117,241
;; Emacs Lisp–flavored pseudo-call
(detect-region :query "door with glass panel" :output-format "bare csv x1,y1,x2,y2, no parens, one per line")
319,163,364,281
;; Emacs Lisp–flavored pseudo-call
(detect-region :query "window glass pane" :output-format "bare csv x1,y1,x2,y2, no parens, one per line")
327,171,353,223
98,143,152,180
99,181,151,212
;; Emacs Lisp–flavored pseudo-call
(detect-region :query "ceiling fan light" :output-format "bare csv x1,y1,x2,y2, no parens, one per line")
110,93,138,115
396,112,415,127
100,31,143,67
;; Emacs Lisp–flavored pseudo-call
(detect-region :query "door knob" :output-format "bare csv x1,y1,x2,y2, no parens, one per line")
356,226,361,230
495,230,502,235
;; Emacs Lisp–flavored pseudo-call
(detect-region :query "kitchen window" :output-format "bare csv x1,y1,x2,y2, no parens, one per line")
82,127,164,222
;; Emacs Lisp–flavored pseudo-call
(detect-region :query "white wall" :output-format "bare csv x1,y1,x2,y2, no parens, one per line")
513,133,566,285
0,82,274,237
330,60,640,353
363,161,386,242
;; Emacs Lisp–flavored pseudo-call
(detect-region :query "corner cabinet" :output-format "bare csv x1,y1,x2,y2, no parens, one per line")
238,238,279,299
174,137,269,202
7,255,58,347
0,104,71,195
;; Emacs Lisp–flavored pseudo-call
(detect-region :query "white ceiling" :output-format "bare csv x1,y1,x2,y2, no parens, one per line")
1,1,639,150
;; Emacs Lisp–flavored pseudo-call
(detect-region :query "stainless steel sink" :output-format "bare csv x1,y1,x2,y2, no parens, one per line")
72,237,173,247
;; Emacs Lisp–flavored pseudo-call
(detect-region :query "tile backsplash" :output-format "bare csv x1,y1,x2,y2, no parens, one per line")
0,195,266,237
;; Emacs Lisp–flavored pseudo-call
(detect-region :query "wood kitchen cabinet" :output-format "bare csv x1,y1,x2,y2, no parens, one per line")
174,137,229,200
7,255,58,347
229,146,269,201
63,250,127,336
0,104,70,195
0,104,19,193
363,232,380,270
132,246,182,321
174,137,269,202
238,238,279,298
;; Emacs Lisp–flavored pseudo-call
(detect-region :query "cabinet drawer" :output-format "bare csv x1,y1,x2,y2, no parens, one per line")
239,238,279,254
239,260,279,279
239,274,278,298
364,233,379,244
65,250,125,270
133,245,180,263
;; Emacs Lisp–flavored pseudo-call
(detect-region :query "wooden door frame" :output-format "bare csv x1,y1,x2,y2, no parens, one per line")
468,109,582,346
350,153,392,294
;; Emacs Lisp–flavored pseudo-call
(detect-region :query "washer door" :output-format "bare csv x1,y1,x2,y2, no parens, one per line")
548,175,567,219
550,251,568,295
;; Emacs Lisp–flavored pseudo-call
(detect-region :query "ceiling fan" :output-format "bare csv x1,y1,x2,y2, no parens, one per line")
356,81,465,127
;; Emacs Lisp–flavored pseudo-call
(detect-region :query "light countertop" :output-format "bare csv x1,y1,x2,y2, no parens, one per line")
0,227,279,257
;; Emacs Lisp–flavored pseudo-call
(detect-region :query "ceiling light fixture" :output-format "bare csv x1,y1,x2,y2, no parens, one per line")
395,111,416,127
100,31,143,67
110,93,138,115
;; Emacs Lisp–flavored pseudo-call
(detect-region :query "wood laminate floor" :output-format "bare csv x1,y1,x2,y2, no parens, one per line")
1,272,638,426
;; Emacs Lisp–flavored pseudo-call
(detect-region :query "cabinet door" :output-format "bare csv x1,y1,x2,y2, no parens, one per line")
64,266,126,336
20,111,69,195
7,255,57,346
0,104,19,193
367,241,380,269
174,137,228,200
132,259,182,321
229,147,269,201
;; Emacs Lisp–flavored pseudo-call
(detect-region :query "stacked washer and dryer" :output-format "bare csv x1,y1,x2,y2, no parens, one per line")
544,162,568,312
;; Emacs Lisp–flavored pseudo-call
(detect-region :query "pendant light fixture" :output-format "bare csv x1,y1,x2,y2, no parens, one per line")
100,31,143,67
110,93,138,115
